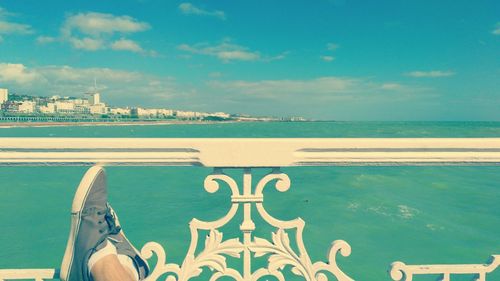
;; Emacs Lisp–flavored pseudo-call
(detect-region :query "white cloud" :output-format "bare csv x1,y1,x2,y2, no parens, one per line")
40,65,142,83
110,38,143,53
61,12,150,37
0,20,33,34
204,76,434,120
218,50,259,61
69,37,104,50
36,36,56,44
493,22,500,35
406,70,455,78
179,3,225,20
208,77,360,99
0,6,33,36
178,41,263,62
267,52,289,61
0,62,181,107
381,83,403,90
0,63,42,84
207,77,426,103
321,55,335,62
38,12,154,54
327,43,340,51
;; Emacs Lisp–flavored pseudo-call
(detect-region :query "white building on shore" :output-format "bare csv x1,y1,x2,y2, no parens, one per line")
136,108,158,117
17,101,36,113
39,103,56,114
176,110,200,119
54,101,75,113
0,89,8,104
90,103,107,115
89,93,100,105
212,112,231,119
110,107,131,116
157,109,174,117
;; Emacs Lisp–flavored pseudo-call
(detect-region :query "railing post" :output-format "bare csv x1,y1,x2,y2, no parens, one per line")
241,168,255,280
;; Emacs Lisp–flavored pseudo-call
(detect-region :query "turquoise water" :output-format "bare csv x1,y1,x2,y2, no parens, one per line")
0,122,499,281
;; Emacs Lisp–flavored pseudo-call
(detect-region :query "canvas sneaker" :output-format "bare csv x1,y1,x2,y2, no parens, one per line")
60,166,120,281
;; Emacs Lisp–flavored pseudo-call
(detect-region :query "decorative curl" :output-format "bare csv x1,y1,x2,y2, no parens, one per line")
311,240,354,281
204,172,240,196
328,240,352,261
141,242,181,281
141,242,165,261
254,171,291,196
388,262,408,281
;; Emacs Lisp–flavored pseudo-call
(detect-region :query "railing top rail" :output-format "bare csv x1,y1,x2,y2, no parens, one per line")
1,138,499,167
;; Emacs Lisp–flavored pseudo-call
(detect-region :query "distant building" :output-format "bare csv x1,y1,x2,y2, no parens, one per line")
55,101,75,113
72,99,89,105
0,89,8,104
74,104,91,114
110,107,131,116
288,116,306,121
136,108,158,117
39,103,56,114
89,93,100,105
90,103,107,115
1,101,18,112
18,101,36,113
212,112,231,119
176,110,200,119
157,109,174,117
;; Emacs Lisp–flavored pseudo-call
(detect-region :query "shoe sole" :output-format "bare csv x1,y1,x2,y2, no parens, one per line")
60,166,105,281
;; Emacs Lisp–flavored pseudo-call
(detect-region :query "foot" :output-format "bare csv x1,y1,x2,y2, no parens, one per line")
60,166,120,281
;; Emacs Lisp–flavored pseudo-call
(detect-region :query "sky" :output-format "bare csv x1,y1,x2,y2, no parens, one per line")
0,0,498,120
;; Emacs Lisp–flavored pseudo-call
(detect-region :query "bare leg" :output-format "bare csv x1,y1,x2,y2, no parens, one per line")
90,254,136,281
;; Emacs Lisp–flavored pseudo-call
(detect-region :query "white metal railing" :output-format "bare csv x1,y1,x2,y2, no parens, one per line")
0,138,499,281
1,138,500,166
390,257,500,281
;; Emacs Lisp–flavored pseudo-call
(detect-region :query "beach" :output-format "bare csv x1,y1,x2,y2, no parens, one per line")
0,120,237,128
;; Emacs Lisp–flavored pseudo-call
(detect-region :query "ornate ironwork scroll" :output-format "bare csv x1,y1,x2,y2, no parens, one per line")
141,168,354,281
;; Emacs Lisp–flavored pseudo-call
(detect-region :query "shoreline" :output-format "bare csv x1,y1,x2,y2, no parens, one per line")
0,120,239,128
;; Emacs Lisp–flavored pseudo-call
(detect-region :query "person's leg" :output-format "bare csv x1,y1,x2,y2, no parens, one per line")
87,240,139,281
90,255,136,281
60,166,149,281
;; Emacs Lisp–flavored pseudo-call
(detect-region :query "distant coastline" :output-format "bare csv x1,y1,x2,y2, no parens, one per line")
0,120,240,128
0,119,310,128
0,91,307,124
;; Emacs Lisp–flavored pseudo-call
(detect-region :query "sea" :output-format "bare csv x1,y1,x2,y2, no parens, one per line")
0,121,499,281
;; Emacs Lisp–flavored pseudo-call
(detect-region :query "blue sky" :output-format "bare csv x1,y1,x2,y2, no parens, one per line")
0,0,498,120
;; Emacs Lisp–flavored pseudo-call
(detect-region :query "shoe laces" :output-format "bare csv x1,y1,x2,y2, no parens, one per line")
105,203,122,234
97,204,121,235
